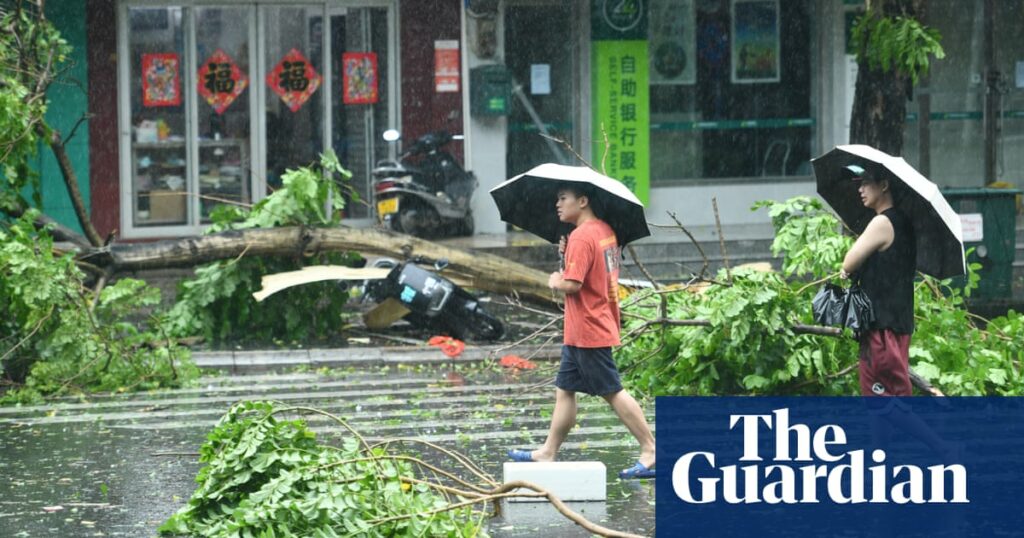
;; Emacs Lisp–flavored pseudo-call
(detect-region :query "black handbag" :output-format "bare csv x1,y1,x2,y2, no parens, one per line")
812,280,875,335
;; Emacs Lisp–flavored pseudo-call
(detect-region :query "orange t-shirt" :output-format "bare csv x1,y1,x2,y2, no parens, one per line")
562,219,621,347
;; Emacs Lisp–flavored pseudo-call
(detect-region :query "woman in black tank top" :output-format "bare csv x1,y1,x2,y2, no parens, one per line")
840,167,919,397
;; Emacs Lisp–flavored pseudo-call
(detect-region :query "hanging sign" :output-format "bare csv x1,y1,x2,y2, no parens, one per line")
267,48,322,113
434,40,460,93
141,53,181,107
197,49,248,115
342,52,379,105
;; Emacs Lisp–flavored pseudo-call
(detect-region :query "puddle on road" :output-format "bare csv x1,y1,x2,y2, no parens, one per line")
0,421,204,537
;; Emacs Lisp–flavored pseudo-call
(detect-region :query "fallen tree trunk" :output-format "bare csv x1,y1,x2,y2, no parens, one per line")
86,226,555,304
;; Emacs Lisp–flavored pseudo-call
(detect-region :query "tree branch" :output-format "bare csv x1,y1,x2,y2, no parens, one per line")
42,127,104,246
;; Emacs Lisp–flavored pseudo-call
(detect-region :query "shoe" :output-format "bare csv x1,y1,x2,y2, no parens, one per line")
507,449,535,462
619,461,656,479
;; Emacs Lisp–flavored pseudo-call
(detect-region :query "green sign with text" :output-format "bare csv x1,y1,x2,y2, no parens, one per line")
592,0,649,204
592,41,649,203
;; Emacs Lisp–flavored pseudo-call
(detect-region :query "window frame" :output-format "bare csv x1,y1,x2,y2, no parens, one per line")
117,0,398,238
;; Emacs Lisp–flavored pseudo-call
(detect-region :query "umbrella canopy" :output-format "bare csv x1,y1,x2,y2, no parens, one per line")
489,163,651,246
812,144,966,279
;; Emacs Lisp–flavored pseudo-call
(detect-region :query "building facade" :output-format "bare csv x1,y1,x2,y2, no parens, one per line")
37,0,1024,240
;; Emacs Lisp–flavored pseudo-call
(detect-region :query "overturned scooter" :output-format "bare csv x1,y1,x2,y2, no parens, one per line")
362,256,504,341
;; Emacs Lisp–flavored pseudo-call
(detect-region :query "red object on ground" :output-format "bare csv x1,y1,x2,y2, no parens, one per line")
499,355,537,370
428,336,465,358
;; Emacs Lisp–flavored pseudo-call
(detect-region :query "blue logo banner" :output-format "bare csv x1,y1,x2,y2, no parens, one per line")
655,397,1024,537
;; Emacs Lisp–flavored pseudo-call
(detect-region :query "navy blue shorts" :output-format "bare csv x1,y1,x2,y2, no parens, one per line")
554,345,623,396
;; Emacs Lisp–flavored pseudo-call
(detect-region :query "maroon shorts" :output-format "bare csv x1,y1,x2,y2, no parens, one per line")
858,329,912,396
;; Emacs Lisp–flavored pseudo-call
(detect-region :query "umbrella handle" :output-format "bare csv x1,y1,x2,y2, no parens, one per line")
558,235,567,272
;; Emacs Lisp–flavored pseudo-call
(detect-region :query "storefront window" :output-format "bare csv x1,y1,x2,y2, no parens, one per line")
912,0,1024,188
195,6,252,221
263,5,325,191
121,2,394,236
650,0,814,184
128,7,187,226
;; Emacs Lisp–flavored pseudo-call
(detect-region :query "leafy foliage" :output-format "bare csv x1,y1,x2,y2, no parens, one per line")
851,12,945,84
1,211,197,404
618,197,1022,396
163,152,364,345
0,3,71,211
160,401,483,537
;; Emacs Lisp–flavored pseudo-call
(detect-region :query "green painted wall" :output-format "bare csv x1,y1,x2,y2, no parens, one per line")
39,0,91,233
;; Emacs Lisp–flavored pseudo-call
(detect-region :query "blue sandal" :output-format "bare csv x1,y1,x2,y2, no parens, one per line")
507,449,536,462
619,461,656,479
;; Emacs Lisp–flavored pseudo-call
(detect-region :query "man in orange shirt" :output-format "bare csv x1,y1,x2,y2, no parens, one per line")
508,185,655,479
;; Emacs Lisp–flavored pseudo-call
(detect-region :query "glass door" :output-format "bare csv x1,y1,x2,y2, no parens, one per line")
195,6,254,222
261,5,327,192
328,6,392,220
504,2,577,177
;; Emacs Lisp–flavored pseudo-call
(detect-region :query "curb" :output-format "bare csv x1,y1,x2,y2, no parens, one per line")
192,343,560,373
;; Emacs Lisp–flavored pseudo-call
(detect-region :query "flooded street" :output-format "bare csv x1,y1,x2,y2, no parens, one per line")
0,356,655,537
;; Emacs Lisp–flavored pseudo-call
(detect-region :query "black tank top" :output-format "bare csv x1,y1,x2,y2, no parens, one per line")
859,208,916,334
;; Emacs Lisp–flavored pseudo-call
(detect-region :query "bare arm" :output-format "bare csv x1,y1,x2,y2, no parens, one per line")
549,272,583,294
841,215,894,277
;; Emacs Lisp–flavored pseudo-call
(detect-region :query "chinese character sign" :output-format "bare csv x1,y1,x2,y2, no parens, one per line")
196,49,248,115
591,0,649,204
592,42,650,204
434,40,460,93
342,52,379,105
267,48,322,113
142,53,181,107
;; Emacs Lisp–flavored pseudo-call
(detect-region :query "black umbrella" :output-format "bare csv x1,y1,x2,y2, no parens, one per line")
489,163,651,246
812,144,966,279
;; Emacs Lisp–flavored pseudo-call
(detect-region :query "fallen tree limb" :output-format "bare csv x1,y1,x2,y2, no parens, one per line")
82,226,555,304
4,203,92,249
43,126,104,247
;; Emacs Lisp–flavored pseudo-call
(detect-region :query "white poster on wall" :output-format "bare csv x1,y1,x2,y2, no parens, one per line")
649,0,697,85
531,64,551,95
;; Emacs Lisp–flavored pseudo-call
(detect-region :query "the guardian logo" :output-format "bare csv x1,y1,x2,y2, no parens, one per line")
672,408,968,505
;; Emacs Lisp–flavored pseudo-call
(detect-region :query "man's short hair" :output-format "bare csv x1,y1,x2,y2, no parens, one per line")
557,182,605,219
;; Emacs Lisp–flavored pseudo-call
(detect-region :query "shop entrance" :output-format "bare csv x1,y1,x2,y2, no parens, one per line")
503,2,578,177
328,6,392,220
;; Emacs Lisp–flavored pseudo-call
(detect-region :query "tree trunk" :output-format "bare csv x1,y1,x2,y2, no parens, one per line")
88,226,555,304
849,0,926,154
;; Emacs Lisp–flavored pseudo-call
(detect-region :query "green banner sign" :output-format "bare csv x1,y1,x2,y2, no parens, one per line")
593,40,649,204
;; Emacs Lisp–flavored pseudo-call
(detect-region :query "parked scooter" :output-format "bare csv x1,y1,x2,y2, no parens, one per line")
362,256,504,341
372,129,476,238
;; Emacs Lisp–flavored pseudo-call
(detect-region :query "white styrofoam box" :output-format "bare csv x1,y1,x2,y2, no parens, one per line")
500,498,608,525
502,461,607,502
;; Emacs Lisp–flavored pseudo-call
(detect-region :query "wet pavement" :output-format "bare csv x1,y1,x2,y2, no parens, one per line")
0,358,655,537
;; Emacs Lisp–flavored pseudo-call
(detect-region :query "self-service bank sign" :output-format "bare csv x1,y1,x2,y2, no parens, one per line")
655,397,1024,537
